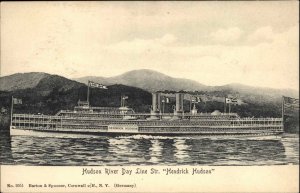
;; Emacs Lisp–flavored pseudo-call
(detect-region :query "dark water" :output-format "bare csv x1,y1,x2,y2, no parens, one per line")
0,132,298,166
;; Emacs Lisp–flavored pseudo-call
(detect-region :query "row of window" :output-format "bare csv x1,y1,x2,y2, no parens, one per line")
138,127,282,132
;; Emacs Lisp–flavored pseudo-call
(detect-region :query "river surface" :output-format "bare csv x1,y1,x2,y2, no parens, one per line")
0,131,298,166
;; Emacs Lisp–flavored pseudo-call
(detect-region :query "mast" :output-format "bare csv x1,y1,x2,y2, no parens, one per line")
120,95,123,107
162,98,165,114
10,96,14,127
224,97,226,113
189,95,192,112
281,96,284,125
87,81,90,104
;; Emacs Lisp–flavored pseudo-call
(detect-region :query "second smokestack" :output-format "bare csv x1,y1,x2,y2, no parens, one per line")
175,93,184,113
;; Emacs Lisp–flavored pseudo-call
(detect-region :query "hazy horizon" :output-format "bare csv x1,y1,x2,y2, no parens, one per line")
1,1,299,90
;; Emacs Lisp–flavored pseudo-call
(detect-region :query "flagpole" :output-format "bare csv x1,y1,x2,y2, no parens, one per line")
224,97,226,113
282,96,285,129
189,96,192,113
87,81,90,104
162,99,165,114
121,96,123,107
10,96,14,127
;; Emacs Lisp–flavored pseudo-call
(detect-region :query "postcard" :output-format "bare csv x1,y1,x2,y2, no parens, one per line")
0,1,299,193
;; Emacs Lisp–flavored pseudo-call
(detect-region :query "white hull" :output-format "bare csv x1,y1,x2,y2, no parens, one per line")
10,126,283,139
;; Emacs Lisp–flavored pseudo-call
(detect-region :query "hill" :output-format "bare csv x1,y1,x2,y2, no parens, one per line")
214,83,298,103
0,72,50,91
0,72,84,93
75,69,298,104
75,69,208,92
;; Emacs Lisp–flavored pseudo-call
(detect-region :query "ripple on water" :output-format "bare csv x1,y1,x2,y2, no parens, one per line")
0,133,299,166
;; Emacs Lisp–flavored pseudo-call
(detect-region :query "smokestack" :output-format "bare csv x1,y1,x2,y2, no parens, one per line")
175,93,184,113
152,92,161,112
148,92,161,120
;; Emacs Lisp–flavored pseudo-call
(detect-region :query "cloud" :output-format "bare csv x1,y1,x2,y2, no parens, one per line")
105,34,177,54
160,34,177,45
102,25,298,90
247,26,275,43
210,27,244,43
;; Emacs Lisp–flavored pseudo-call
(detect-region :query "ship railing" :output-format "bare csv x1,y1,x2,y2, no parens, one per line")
12,113,283,128
56,111,239,116
36,111,241,120
12,113,283,120
12,111,283,122
12,113,283,121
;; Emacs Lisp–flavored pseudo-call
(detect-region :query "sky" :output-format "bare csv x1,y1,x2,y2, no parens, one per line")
1,1,299,90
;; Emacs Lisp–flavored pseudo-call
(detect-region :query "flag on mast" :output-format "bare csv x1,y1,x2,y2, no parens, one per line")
88,81,108,89
226,97,238,105
225,98,232,104
231,98,238,105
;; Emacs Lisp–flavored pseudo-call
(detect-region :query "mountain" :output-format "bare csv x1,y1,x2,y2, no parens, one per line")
0,72,49,91
213,83,299,103
0,72,85,93
75,69,208,92
75,69,298,103
2,71,298,103
216,83,298,97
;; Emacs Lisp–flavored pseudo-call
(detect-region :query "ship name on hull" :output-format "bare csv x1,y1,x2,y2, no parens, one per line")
108,124,139,133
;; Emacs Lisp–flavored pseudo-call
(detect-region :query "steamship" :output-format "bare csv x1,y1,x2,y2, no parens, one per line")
10,89,284,137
